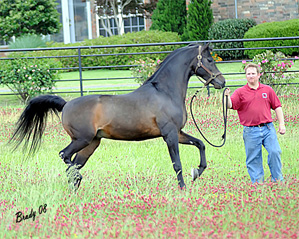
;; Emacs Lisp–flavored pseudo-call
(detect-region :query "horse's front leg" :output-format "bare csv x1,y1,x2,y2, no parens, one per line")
179,131,207,181
160,124,186,189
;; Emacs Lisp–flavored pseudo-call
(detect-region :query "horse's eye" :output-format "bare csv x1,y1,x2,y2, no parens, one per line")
207,58,213,62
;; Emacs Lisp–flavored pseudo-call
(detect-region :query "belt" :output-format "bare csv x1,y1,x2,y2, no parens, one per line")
251,123,269,127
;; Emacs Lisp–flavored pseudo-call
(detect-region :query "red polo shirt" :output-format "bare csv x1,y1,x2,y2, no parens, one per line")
231,83,282,126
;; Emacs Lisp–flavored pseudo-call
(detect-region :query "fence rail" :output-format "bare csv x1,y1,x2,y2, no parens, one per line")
1,36,299,97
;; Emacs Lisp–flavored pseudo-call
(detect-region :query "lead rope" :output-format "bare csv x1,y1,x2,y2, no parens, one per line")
190,88,228,147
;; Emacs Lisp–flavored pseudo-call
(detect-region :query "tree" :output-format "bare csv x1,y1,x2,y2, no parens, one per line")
94,0,158,37
0,0,61,42
150,0,186,36
183,0,213,41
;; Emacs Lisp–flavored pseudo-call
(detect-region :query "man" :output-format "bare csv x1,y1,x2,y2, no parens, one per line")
225,63,286,183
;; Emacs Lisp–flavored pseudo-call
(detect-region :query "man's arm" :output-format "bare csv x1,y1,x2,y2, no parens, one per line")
275,107,286,135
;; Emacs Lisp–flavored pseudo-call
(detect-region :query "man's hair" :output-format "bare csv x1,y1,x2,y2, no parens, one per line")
245,63,260,74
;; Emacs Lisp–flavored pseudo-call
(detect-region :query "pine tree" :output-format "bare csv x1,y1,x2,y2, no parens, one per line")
150,0,186,36
183,0,213,41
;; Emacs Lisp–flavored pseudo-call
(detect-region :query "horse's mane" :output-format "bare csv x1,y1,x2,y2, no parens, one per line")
143,44,201,85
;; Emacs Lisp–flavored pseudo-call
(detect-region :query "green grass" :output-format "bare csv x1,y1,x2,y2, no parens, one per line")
0,90,299,238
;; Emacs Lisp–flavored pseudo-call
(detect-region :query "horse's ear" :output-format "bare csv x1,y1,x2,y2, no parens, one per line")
201,42,209,52
204,42,213,51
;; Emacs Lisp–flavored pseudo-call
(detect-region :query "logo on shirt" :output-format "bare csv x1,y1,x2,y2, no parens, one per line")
262,93,267,99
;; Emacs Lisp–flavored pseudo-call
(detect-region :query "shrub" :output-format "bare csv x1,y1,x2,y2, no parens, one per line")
23,30,182,71
244,19,299,58
9,34,48,49
130,58,161,84
208,18,256,60
241,50,299,95
0,57,61,103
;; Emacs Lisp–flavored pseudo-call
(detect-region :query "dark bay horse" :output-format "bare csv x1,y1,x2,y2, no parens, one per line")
10,43,225,189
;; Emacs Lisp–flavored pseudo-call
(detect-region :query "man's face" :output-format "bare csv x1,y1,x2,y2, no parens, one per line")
246,67,260,85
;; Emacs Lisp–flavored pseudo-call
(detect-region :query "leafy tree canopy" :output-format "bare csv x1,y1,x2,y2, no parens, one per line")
0,0,61,41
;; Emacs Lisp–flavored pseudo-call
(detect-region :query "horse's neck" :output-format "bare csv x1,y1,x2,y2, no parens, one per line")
154,57,194,103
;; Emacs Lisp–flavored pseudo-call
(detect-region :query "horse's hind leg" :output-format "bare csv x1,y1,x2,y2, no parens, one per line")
179,131,207,181
65,137,101,189
59,139,90,189
72,137,101,169
59,128,97,189
59,139,91,166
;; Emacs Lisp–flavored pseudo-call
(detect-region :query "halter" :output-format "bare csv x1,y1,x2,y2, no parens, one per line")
195,45,223,86
190,45,228,148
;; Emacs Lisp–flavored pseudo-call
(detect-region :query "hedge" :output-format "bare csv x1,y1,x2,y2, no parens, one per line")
244,19,299,58
19,30,182,71
208,18,256,60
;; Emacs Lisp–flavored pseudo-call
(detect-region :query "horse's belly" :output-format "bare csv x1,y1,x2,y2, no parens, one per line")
96,119,161,141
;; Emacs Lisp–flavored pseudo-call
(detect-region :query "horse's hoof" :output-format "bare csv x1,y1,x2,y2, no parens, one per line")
191,168,199,181
67,165,83,191
68,174,82,191
74,174,82,190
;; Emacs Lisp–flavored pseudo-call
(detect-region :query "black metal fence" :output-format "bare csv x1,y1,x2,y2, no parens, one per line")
1,36,299,97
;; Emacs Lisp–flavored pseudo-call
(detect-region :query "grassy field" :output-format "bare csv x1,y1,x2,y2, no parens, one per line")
0,87,299,238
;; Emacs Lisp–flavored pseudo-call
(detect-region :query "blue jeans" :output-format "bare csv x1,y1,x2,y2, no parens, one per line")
243,122,283,183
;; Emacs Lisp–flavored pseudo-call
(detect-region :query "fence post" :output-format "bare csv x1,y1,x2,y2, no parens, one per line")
78,48,84,96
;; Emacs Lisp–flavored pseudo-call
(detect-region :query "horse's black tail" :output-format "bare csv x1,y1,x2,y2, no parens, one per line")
10,95,67,154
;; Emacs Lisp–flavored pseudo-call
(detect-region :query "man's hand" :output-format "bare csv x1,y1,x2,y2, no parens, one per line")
274,107,286,135
278,124,286,135
224,88,232,109
224,88,231,96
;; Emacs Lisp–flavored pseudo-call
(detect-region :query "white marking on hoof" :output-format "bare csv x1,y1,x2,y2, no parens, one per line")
59,152,64,159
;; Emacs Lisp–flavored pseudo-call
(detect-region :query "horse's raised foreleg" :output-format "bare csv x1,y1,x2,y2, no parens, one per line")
160,124,186,189
179,131,207,181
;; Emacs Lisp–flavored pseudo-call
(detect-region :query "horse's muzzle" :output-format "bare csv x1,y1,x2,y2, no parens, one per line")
213,76,226,89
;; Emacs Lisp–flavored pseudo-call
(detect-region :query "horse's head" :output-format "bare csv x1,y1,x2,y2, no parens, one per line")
193,43,225,89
